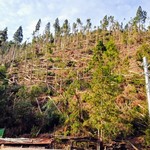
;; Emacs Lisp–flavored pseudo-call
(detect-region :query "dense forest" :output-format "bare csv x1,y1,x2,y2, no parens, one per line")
0,6,150,147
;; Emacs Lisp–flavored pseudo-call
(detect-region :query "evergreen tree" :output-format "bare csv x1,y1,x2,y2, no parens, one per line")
100,15,109,30
13,26,23,43
108,16,115,31
84,40,124,140
61,19,70,36
72,22,77,34
134,6,147,30
3,27,8,42
0,27,8,44
53,18,61,36
76,18,83,32
85,19,92,31
136,6,147,24
33,19,41,37
35,19,41,32
0,28,8,57
45,22,50,34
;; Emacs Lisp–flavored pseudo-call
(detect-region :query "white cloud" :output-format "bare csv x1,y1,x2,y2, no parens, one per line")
0,0,149,41
17,3,32,16
47,3,56,11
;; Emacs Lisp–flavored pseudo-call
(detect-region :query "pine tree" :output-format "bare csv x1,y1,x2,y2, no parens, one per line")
13,26,23,44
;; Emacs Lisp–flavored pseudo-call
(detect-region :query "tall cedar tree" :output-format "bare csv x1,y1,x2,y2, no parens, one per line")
85,19,92,31
76,18,83,32
33,19,41,37
53,18,60,36
62,19,70,36
0,27,8,44
13,26,23,43
72,22,77,34
100,15,109,30
45,22,50,34
134,6,147,30
85,40,125,140
35,19,41,32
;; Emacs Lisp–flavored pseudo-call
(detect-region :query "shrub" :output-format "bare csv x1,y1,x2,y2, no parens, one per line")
145,128,150,146
30,84,48,97
136,43,150,62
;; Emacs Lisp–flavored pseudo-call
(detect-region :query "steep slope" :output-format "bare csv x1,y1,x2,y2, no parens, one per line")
0,30,150,148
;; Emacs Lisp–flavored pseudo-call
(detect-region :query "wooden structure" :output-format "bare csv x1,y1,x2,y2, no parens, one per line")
0,138,53,148
0,137,127,149
0,136,102,149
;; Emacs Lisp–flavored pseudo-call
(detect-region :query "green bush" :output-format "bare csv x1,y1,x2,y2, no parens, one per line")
49,57,54,62
136,43,150,61
47,71,55,76
145,128,150,146
42,100,65,131
0,65,6,79
13,99,35,135
30,84,48,97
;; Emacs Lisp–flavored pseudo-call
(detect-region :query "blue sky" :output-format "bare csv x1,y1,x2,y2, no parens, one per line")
0,0,150,41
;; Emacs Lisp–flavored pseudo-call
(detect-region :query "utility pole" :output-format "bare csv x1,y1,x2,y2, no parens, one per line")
143,57,150,117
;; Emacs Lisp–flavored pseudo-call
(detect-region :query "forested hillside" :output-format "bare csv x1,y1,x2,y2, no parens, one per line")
0,6,150,147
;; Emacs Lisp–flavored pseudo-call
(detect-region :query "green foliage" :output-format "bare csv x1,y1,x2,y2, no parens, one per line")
42,100,65,131
61,79,88,135
0,65,6,79
0,65,7,94
84,40,125,140
49,57,54,62
43,42,54,54
145,128,150,146
47,71,55,76
92,40,106,62
30,84,48,97
16,86,29,99
13,99,35,135
13,100,33,121
136,43,150,61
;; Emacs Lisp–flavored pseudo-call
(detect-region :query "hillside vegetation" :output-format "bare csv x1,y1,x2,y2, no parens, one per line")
0,6,150,147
